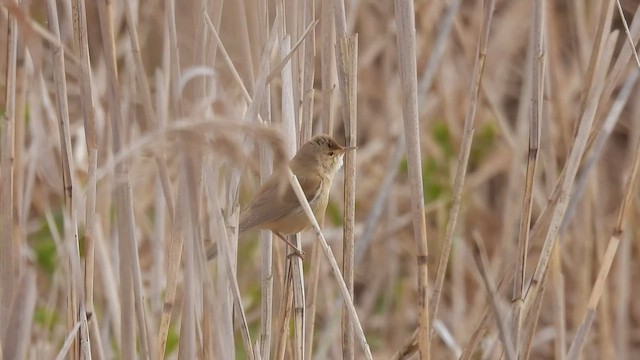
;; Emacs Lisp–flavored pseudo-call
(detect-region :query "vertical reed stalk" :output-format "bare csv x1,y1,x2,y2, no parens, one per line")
336,34,358,360
512,0,544,355
0,3,17,341
46,1,87,358
393,0,432,357
96,1,151,358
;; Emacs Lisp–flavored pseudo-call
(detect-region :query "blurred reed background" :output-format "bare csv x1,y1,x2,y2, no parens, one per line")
1,0,640,359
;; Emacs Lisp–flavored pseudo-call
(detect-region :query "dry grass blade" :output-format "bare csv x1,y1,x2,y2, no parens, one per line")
394,0,432,357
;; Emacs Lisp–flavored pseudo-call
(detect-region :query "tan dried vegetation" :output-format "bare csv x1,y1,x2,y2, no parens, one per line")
1,0,639,359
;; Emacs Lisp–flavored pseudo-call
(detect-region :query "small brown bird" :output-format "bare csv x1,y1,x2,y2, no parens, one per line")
207,134,355,260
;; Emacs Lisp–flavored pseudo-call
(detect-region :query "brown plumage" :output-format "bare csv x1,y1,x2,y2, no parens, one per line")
207,134,354,259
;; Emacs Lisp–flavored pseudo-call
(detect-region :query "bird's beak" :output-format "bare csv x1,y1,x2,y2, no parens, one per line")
343,146,358,152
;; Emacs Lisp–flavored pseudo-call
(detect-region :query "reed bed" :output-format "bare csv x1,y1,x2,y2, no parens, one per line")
1,0,640,359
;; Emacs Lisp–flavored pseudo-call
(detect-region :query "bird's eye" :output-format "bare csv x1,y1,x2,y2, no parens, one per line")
328,151,335,157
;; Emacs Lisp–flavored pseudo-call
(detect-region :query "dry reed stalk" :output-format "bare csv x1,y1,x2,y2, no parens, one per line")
472,233,515,360
0,2,17,342
335,34,358,360
3,270,36,360
522,279,546,359
563,3,640,358
321,0,336,135
359,4,459,352
207,172,255,359
69,0,104,357
564,3,640,230
393,0,432,357
275,265,295,360
304,239,322,358
299,0,316,142
595,3,640,127
55,321,82,360
204,13,252,102
7,0,640,358
96,0,151,358
523,0,616,329
551,240,566,360
511,0,544,355
565,69,639,230
156,210,185,359
122,0,174,218
178,166,196,360
156,1,196,357
45,0,89,358
615,225,632,359
566,134,640,359
280,33,305,359
429,2,495,352
254,3,274,359
418,0,461,97
259,134,274,360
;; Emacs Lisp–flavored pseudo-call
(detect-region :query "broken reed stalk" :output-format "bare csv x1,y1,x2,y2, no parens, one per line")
511,0,544,356
393,0,432,358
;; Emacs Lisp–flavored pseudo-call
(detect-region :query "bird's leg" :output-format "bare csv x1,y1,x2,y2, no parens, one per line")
274,232,305,259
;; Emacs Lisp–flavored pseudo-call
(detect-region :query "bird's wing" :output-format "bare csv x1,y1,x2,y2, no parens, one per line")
239,173,323,232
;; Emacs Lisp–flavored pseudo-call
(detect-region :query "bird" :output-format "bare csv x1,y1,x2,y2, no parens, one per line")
207,134,355,260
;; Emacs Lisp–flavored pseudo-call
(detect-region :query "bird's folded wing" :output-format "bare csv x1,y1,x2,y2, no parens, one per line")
239,174,323,232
